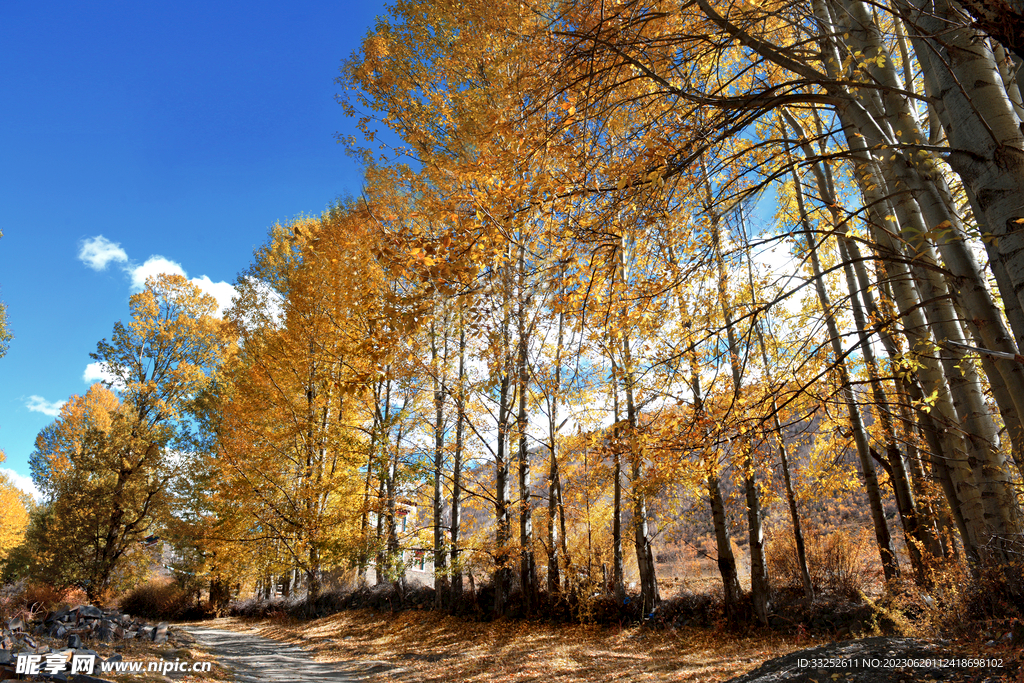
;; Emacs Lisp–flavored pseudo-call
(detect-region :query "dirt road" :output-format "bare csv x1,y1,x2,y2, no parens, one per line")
183,625,395,682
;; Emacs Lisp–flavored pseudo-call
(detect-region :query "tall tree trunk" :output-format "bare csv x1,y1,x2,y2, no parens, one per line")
821,4,1024,548
516,248,536,608
617,241,659,614
306,546,320,604
903,0,1024,323
814,108,985,563
451,312,466,605
688,338,742,617
610,353,625,601
837,236,927,581
385,431,401,586
707,194,770,624
557,461,570,593
372,376,394,585
374,470,387,585
710,472,742,616
358,428,376,585
792,161,900,581
738,219,814,601
546,302,565,595
431,319,449,607
493,282,513,616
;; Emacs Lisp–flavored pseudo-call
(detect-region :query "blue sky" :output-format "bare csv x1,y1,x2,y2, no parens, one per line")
0,1,386,494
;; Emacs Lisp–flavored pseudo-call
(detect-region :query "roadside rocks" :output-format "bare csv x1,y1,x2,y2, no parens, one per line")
0,605,176,681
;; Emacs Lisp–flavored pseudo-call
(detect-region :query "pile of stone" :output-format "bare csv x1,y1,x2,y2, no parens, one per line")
0,605,178,682
41,605,170,645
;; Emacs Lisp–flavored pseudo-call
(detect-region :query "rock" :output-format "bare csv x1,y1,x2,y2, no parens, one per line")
0,652,10,666
9,601,175,656
72,606,102,620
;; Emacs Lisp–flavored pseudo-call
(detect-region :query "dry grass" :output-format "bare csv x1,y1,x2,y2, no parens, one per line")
228,609,812,683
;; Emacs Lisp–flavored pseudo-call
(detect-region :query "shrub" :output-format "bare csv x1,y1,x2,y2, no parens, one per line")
22,582,87,613
651,590,722,629
118,579,206,620
910,555,1024,637
0,581,87,621
766,525,879,601
230,595,296,620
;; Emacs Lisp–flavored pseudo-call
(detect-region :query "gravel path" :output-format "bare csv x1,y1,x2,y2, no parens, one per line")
182,626,394,682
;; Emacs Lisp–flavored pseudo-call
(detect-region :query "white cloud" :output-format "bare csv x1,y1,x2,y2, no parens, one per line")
131,260,236,317
0,468,41,502
129,256,188,292
79,235,129,271
190,275,237,317
83,361,117,385
83,362,128,391
80,238,237,318
25,395,65,417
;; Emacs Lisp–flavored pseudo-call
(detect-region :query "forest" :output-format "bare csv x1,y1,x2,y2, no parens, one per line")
5,0,1024,638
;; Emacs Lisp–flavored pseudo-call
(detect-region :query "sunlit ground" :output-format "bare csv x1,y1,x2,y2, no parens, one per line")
229,609,806,683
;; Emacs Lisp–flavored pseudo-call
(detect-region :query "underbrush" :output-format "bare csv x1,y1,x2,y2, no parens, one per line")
228,580,892,636
897,556,1024,641
226,543,1024,647
232,581,637,624
766,525,880,601
0,580,87,620
649,590,724,629
118,579,213,620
